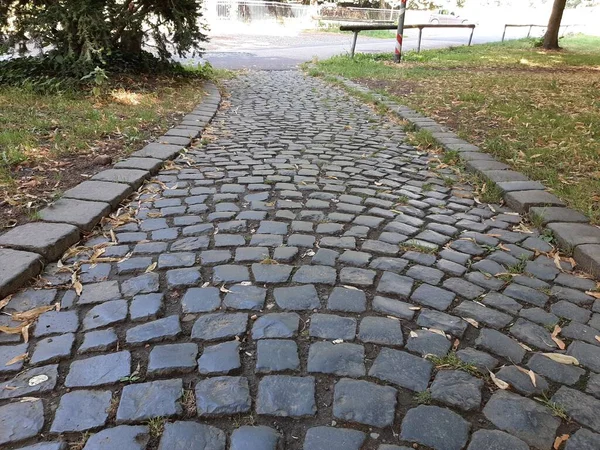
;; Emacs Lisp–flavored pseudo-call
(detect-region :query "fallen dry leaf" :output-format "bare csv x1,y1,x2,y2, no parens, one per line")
553,434,569,450
585,290,600,299
464,318,479,328
5,353,27,366
12,304,56,322
0,295,12,311
489,370,510,390
145,262,157,273
542,353,579,365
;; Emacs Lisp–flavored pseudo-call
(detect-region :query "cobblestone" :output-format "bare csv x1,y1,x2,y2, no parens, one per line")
4,71,600,450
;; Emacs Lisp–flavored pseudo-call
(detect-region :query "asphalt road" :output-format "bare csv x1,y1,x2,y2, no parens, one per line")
185,27,513,70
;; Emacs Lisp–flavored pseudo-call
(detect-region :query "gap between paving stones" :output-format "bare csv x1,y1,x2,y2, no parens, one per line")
0,82,222,298
317,73,600,279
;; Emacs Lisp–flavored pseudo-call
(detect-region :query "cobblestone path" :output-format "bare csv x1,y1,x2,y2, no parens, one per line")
2,71,600,450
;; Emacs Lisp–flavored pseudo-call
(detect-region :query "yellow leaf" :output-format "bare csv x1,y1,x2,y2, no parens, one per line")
489,370,510,390
0,295,12,311
12,305,55,322
464,318,479,328
145,262,157,273
21,324,30,343
553,434,569,450
542,353,579,365
585,290,600,299
5,352,27,366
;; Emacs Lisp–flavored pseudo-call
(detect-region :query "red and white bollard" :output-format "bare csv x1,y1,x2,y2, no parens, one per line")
394,0,407,63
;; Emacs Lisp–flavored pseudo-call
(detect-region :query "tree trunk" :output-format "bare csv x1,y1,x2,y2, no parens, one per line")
543,0,567,50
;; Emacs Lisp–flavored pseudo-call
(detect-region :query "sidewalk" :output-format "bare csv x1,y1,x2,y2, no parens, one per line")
0,71,599,450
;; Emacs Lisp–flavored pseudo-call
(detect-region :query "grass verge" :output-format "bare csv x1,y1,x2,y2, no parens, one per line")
0,71,226,229
312,34,600,223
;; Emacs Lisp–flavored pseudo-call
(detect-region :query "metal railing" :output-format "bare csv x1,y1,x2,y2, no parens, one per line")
214,0,312,22
320,6,404,23
340,23,476,58
501,23,582,41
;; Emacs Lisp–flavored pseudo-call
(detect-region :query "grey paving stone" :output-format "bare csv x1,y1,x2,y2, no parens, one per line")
126,315,181,344
510,318,556,351
369,256,409,273
519,307,559,327
527,353,585,386
373,296,416,320
83,299,128,330
429,369,483,411
252,313,300,339
568,340,600,372
65,351,130,387
51,390,111,432
293,265,337,285
552,386,600,432
307,342,365,377
157,421,225,450
303,427,365,450
411,283,456,311
417,309,468,337
588,373,600,399
121,273,159,297
182,287,221,313
252,263,293,283
359,316,403,346
333,378,397,427
117,379,183,422
223,284,266,310
78,328,117,353
198,340,240,374
0,222,80,261
309,314,356,341
443,277,485,300
213,265,250,283
256,375,316,417
339,267,376,286
15,443,67,450
369,348,432,392
475,328,526,363
192,313,248,341
311,248,339,266
406,329,451,357
39,198,110,231
466,430,529,450
30,333,74,364
274,284,320,310
129,293,163,321
377,271,414,297
327,287,366,312
483,291,522,314
0,398,44,446
230,426,280,450
456,348,499,372
0,249,43,298
82,425,149,450
551,285,595,306
256,339,300,372
0,364,58,400
196,376,250,415
148,342,198,375
483,390,560,449
400,405,470,450
33,310,79,337
495,365,549,396
78,280,121,304
564,429,600,450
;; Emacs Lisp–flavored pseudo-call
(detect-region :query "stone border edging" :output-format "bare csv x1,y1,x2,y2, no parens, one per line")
0,81,222,297
326,74,600,278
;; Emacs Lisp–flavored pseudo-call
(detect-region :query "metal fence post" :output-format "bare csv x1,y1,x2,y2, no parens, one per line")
417,26,423,53
393,0,407,63
501,24,507,42
350,31,359,58
527,25,533,37
468,25,474,46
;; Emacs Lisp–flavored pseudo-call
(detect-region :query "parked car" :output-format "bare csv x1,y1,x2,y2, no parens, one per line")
429,9,469,24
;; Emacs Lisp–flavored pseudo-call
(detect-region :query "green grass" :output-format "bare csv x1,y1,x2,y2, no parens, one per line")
313,34,600,223
0,75,215,228
314,26,396,40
